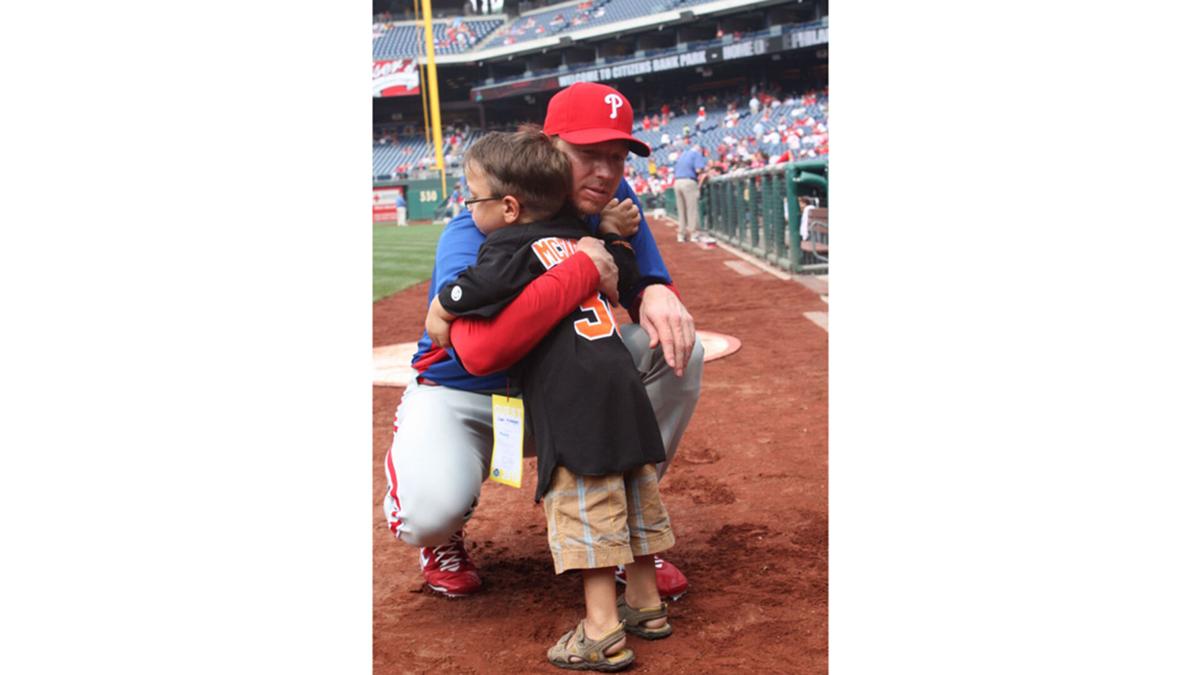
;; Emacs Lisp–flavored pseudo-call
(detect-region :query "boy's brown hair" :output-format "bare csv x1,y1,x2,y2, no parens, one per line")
463,125,573,222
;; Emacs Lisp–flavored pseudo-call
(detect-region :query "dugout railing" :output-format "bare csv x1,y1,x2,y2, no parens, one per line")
696,160,829,274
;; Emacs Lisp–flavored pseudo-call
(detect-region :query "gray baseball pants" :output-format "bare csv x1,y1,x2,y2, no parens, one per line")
383,324,704,547
673,178,701,241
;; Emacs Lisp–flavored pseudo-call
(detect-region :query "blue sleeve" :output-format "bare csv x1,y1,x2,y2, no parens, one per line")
586,179,673,310
691,151,706,174
426,209,487,307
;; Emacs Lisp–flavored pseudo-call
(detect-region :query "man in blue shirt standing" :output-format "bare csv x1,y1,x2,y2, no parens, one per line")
672,136,707,242
394,189,407,226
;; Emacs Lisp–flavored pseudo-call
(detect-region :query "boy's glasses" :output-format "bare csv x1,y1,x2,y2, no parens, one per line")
464,196,503,209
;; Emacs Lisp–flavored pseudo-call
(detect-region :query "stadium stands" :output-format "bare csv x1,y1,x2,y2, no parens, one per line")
373,18,505,59
483,0,716,49
372,85,828,182
374,128,484,179
373,0,727,57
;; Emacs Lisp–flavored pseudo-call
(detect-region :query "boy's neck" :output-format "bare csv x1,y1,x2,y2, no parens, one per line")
514,210,556,226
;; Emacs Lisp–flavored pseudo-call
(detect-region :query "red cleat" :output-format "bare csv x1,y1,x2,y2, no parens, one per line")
419,531,482,597
616,555,688,600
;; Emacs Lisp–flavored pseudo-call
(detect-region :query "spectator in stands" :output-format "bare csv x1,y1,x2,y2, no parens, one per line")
696,106,706,127
383,81,702,604
787,130,802,156
748,94,760,116
631,171,649,196
724,104,739,128
661,102,670,120
737,138,753,162
672,138,707,244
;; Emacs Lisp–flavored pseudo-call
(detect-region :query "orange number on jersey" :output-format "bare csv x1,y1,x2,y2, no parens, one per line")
574,292,617,341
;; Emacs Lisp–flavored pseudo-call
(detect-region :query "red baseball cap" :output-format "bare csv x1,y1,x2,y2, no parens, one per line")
543,82,651,157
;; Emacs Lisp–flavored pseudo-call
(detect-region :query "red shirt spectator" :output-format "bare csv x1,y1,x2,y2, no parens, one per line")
632,174,649,194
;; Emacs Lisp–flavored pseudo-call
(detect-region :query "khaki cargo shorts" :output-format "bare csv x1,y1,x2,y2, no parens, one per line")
542,464,675,574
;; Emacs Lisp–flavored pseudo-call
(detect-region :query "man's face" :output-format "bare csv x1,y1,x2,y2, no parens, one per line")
556,139,629,216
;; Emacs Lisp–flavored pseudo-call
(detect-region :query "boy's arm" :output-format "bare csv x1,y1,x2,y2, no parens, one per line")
599,182,672,296
604,179,696,377
449,238,616,376
437,234,533,319
425,296,456,348
601,234,640,307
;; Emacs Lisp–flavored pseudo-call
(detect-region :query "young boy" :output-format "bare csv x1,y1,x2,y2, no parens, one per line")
426,129,674,671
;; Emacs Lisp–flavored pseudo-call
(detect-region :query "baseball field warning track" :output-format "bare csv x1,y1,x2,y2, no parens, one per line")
373,217,828,673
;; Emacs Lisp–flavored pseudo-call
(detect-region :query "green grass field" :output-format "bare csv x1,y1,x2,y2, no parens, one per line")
373,222,445,301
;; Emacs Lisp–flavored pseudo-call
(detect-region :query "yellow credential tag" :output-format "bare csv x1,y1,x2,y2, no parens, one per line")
489,395,524,488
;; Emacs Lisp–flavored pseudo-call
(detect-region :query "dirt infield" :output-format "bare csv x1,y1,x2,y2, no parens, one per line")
373,218,828,673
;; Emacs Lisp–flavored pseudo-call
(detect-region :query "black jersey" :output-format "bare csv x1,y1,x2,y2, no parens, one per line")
438,215,666,501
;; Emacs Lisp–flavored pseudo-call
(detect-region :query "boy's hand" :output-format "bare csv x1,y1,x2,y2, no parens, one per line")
576,236,620,302
598,198,641,238
425,296,456,348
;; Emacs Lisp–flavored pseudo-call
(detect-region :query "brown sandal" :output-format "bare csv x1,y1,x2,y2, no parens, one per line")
617,596,673,639
546,620,634,671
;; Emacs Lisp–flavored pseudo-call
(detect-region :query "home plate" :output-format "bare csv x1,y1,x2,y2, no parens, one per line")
373,341,419,387
697,330,741,362
803,311,828,332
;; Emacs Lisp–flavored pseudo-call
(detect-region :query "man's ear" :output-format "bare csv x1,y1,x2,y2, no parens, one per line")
502,195,521,224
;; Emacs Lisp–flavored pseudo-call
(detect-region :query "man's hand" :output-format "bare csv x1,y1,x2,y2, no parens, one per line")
576,236,619,302
597,198,641,238
638,284,696,377
425,296,456,348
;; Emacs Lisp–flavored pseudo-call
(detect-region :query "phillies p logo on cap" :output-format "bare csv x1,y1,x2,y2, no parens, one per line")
543,83,651,157
603,93,623,119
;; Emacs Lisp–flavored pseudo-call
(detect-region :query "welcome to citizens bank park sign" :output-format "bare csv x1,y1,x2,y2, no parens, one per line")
470,25,827,103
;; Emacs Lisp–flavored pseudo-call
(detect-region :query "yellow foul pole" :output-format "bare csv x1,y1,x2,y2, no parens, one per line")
419,0,447,197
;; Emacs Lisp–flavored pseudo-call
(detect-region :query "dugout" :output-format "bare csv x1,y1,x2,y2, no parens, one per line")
698,158,828,274
374,176,458,221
